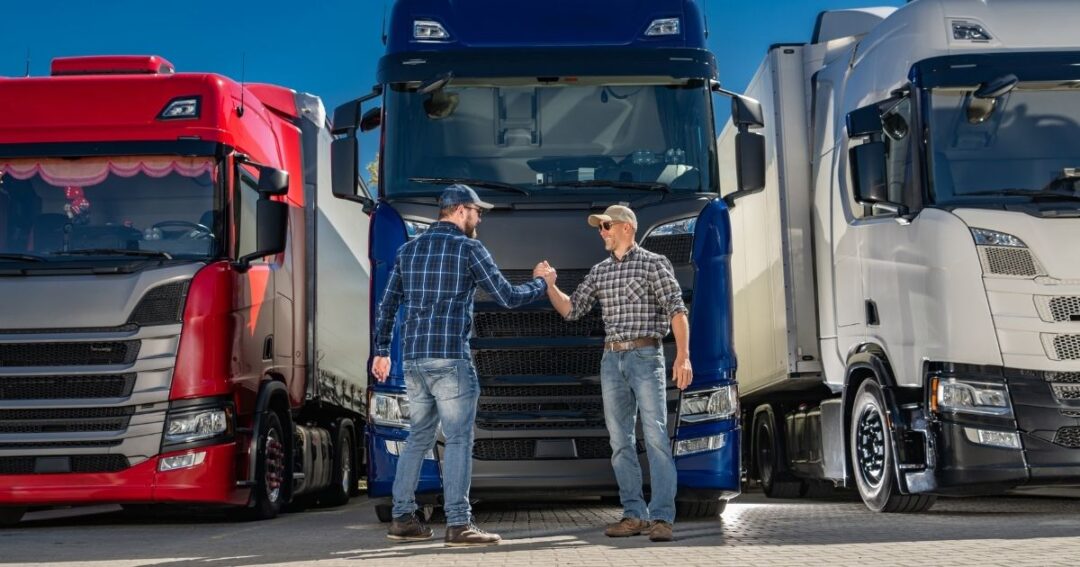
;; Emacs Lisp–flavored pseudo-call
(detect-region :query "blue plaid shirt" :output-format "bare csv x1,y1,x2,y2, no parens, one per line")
374,221,548,361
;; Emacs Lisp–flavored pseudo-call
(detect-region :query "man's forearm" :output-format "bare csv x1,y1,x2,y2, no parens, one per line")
671,311,690,356
548,284,572,318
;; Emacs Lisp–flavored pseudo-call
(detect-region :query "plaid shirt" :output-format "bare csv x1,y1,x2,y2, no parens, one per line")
565,244,687,342
374,221,547,360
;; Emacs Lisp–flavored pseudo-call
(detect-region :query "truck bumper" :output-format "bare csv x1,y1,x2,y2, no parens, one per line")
366,425,741,501
0,443,248,507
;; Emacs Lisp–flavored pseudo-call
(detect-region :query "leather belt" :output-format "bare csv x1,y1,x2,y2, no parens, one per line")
604,337,660,352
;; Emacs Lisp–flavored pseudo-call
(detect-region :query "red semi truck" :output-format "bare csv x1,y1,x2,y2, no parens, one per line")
0,55,373,524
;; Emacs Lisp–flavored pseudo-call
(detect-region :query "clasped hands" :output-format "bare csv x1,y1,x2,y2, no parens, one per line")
533,260,557,285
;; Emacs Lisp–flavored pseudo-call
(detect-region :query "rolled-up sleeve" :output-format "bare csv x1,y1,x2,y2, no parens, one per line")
649,256,687,319
565,270,598,321
468,241,547,309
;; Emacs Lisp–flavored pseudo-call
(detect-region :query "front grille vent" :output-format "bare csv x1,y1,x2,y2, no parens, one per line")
0,341,140,367
642,233,693,265
1049,335,1080,361
472,438,645,460
1052,427,1080,448
474,347,602,377
979,246,1041,277
473,310,604,338
0,406,134,434
0,374,135,400
128,281,190,326
1050,383,1080,401
481,384,602,398
0,455,129,475
1049,297,1080,322
477,270,590,302
1045,372,1080,384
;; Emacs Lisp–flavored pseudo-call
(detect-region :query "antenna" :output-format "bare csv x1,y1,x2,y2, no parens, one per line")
237,53,246,117
381,1,388,45
24,49,30,77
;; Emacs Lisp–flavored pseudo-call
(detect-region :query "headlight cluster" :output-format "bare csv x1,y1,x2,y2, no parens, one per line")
647,217,697,238
404,220,430,239
164,406,231,444
932,377,1012,417
679,385,738,424
371,392,410,428
970,228,1026,248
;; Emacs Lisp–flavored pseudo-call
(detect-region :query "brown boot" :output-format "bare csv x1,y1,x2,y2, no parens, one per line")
445,523,502,547
648,520,674,542
387,513,434,542
604,517,650,537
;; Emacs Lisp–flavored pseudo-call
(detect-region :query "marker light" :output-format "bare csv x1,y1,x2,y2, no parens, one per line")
158,97,200,120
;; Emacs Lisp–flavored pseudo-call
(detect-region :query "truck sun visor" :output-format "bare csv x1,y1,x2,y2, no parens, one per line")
0,156,216,187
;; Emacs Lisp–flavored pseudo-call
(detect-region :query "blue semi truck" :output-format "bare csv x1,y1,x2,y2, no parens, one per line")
330,0,766,521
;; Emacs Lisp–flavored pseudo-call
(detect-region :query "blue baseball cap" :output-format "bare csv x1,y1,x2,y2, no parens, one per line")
438,184,494,210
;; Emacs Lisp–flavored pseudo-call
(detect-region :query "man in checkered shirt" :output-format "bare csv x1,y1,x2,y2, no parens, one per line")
372,184,555,547
545,204,692,543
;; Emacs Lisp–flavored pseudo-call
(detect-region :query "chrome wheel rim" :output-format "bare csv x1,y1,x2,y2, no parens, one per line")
856,406,886,488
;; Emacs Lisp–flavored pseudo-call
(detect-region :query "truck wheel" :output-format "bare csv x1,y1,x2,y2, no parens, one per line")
753,411,803,498
850,379,936,513
675,499,726,519
244,411,288,521
0,507,25,527
319,423,355,508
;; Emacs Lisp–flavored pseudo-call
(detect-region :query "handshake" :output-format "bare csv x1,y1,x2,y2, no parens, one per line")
533,260,557,285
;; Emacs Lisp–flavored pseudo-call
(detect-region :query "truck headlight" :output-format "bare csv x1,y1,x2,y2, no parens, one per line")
404,220,430,239
164,407,231,444
679,385,737,424
932,377,1012,417
646,217,697,238
371,392,410,428
970,228,1026,248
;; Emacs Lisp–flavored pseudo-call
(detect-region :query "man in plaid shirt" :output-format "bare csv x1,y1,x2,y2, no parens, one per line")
545,204,692,543
373,184,553,547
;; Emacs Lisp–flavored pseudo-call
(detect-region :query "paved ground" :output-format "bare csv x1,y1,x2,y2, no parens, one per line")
3,490,1080,566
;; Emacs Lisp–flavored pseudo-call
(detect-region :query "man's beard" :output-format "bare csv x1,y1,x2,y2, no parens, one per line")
466,220,479,239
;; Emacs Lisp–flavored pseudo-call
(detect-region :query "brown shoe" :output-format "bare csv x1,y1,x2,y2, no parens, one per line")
387,513,434,542
604,517,650,537
648,520,674,542
445,523,501,547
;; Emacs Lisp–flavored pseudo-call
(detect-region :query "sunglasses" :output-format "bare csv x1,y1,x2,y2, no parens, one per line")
464,205,484,216
598,221,624,231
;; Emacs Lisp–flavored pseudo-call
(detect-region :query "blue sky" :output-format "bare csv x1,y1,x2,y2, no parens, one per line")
1,0,901,167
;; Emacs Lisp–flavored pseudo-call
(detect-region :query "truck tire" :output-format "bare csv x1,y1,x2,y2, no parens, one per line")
0,507,25,527
676,499,726,519
753,410,803,499
850,379,936,513
244,411,288,521
319,422,355,507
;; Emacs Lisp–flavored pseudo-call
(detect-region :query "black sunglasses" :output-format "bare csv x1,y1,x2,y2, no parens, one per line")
598,221,623,231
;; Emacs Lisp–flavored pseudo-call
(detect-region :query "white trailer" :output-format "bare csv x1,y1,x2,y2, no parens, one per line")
720,0,1080,512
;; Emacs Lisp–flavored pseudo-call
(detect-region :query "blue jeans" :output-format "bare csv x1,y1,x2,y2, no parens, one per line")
601,345,677,524
391,358,480,527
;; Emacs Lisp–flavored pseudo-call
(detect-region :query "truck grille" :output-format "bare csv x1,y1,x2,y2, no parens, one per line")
1052,335,1080,361
479,400,604,413
474,347,602,377
979,246,1042,277
1049,297,1080,322
1052,427,1080,448
128,281,190,326
0,455,129,475
0,374,135,400
477,269,589,302
0,407,134,434
481,384,602,397
1045,372,1080,384
0,341,140,367
472,438,644,460
473,310,604,338
642,233,693,264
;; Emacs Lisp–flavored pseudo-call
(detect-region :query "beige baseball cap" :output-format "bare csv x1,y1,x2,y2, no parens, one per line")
587,205,637,228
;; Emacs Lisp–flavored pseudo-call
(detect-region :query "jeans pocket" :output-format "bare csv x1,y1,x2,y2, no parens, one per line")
425,363,462,401
633,345,661,360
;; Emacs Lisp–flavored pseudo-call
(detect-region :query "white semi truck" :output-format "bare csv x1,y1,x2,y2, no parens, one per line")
720,0,1080,512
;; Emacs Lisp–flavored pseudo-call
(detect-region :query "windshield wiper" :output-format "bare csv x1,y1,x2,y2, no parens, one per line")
963,189,1080,202
1039,168,1080,192
409,177,531,196
0,253,46,262
51,248,174,259
546,180,671,193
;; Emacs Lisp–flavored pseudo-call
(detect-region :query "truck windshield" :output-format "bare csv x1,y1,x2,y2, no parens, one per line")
928,82,1080,207
382,78,716,197
0,156,222,261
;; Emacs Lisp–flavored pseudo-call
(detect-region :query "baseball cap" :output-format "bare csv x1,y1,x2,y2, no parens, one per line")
587,205,637,228
439,184,494,210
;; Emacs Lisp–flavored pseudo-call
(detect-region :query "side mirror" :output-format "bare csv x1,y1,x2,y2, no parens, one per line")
360,107,382,132
850,141,889,204
236,198,288,270
731,95,764,129
847,104,883,137
723,131,766,208
256,166,289,195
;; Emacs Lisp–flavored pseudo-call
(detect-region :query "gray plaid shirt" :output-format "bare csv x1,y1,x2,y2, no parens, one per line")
565,244,688,342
